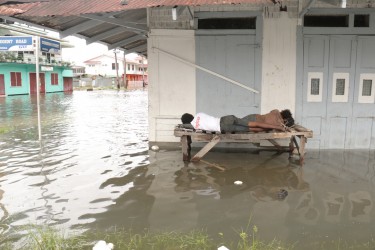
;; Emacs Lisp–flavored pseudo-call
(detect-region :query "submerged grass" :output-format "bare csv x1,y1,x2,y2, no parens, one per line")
1,224,375,250
0,126,11,134
0,224,291,250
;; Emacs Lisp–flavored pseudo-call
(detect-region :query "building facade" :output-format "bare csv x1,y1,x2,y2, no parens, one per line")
83,54,148,83
0,0,374,149
0,37,73,96
147,1,375,150
0,57,73,96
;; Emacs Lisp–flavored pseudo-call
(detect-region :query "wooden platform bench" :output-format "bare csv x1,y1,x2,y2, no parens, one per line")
174,124,313,165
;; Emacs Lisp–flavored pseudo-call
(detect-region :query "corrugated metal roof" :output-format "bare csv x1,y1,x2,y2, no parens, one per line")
1,0,271,17
0,0,44,4
0,0,273,57
0,3,37,15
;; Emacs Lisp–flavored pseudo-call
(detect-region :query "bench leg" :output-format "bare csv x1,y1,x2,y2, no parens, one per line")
181,135,192,161
289,136,295,158
191,135,221,162
299,136,306,165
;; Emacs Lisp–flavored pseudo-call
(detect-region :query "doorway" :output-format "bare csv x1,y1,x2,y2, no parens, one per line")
301,35,375,149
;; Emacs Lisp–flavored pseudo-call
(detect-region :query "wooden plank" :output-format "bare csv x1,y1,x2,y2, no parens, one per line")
289,136,295,158
191,135,221,162
200,160,226,171
298,135,307,165
175,130,313,140
292,124,312,132
174,125,313,165
267,139,283,150
181,135,191,161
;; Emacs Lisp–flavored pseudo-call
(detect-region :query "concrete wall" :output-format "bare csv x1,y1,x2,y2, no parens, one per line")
0,65,30,95
45,72,64,93
261,12,298,114
148,29,196,142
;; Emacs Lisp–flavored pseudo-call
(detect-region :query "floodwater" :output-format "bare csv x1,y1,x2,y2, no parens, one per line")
1,90,375,249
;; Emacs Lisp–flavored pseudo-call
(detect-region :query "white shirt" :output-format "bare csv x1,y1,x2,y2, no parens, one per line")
191,112,221,132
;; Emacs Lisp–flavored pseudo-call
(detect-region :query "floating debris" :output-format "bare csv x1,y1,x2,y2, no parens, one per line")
218,246,230,250
93,240,114,250
277,189,288,200
234,180,243,185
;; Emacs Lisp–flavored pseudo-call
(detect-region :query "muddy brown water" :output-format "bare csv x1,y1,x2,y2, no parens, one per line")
1,90,375,249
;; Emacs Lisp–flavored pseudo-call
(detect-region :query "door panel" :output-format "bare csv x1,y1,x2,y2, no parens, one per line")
303,35,375,149
328,117,347,148
352,36,375,148
30,73,37,94
196,34,259,117
326,36,356,148
358,38,375,67
30,73,46,94
353,118,372,148
63,77,73,92
0,74,5,95
40,74,45,93
302,35,329,149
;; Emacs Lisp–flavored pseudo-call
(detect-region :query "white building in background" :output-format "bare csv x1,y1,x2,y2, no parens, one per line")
83,53,148,81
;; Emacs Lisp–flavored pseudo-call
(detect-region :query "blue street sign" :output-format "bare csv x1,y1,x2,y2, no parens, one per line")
40,37,60,54
0,36,34,51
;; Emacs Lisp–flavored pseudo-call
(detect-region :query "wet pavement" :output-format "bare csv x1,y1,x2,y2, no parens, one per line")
1,90,375,248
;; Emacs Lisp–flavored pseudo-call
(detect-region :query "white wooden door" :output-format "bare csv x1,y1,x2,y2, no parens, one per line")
196,34,259,117
302,35,375,149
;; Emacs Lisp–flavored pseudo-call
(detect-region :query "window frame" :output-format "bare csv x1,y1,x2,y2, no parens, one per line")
332,72,349,103
10,72,22,87
307,72,323,102
51,73,59,85
112,63,118,70
358,73,375,103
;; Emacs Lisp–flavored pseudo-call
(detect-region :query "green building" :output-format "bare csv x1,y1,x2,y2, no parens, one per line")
0,33,73,96
0,59,73,96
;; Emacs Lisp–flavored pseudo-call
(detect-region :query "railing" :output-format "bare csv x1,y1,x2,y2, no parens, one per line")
0,54,71,67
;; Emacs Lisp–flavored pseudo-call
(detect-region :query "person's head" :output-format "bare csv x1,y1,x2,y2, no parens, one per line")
181,113,194,124
280,109,294,127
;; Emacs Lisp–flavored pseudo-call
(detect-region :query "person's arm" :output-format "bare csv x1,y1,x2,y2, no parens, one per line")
248,121,285,131
249,127,267,132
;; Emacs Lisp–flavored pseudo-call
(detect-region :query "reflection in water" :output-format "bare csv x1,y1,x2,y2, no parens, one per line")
147,149,375,248
169,152,309,241
80,164,155,231
0,90,149,236
0,176,9,235
174,155,309,201
1,91,375,248
349,191,372,222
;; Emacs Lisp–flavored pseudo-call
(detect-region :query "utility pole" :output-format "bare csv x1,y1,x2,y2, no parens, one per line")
114,49,120,89
141,55,145,87
123,51,127,89
35,36,42,141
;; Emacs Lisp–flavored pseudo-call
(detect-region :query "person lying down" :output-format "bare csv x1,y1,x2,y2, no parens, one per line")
181,109,294,133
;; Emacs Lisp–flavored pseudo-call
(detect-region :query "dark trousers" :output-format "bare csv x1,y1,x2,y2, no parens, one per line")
219,114,256,132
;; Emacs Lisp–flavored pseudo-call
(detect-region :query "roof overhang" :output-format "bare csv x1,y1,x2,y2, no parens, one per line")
0,0,282,57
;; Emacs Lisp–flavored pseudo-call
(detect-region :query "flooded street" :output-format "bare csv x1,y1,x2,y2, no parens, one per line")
1,90,375,249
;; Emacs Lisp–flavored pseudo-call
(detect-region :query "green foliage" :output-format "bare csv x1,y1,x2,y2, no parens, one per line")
0,52,16,62
0,225,296,250
2,224,375,250
101,229,214,250
23,225,88,250
0,126,11,134
0,52,5,62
